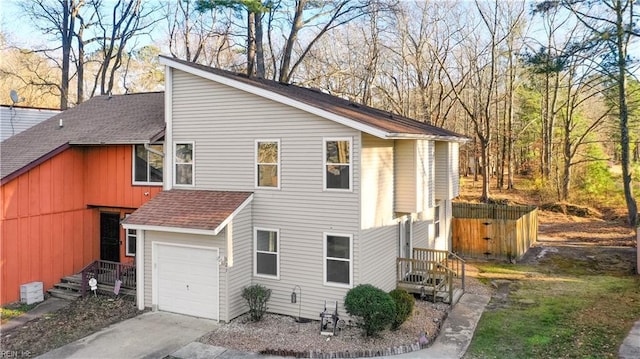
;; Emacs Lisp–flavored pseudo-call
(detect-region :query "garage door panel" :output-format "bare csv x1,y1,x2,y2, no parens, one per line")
155,244,219,320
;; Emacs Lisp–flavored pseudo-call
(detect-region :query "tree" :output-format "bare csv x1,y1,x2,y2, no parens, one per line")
541,0,638,224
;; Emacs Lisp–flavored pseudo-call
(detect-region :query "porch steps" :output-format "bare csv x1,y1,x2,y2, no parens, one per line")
48,274,136,300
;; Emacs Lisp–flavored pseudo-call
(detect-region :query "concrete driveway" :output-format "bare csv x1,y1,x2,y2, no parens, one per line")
36,311,217,359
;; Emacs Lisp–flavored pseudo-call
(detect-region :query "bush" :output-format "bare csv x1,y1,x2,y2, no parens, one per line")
241,284,271,322
389,289,415,330
344,284,396,337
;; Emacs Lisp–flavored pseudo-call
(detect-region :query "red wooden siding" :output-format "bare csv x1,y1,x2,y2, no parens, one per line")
1,145,161,304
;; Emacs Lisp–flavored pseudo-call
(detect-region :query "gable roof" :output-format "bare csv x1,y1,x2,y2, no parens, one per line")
1,92,165,183
159,56,467,142
122,189,253,235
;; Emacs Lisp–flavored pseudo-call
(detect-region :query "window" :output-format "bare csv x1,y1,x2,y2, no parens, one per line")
434,205,441,239
254,229,279,278
324,233,352,287
133,144,163,185
324,138,351,190
126,229,137,256
174,142,194,185
256,140,279,188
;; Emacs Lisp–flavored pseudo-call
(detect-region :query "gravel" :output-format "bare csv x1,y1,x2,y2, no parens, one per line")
199,298,452,357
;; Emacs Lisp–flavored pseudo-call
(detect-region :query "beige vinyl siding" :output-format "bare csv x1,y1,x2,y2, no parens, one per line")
394,140,417,213
170,70,360,320
143,230,228,318
412,217,431,250
360,225,397,291
359,134,397,291
434,141,460,200
225,203,252,321
361,134,394,229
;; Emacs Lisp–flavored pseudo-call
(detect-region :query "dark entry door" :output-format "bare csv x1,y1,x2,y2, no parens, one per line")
100,213,120,262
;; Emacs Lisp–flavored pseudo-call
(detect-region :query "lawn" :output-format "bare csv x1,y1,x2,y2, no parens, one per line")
464,262,640,359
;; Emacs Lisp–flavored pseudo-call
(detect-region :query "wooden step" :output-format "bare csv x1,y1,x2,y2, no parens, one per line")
48,288,81,300
54,282,82,291
62,274,82,284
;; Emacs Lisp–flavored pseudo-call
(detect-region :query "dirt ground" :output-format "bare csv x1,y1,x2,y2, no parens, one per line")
0,296,141,357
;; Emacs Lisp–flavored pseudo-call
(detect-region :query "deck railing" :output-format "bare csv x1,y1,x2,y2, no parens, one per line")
397,248,465,303
80,260,136,297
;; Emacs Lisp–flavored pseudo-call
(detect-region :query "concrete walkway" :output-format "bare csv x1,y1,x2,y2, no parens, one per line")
619,319,640,359
1,298,71,333
35,312,217,359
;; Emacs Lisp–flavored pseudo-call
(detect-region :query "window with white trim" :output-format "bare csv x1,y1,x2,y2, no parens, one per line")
254,228,279,278
324,138,351,190
324,233,352,287
174,142,194,185
126,229,137,256
133,144,163,185
256,140,279,188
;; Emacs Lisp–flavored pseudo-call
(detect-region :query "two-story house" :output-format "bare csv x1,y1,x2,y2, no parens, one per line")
123,57,466,322
0,93,164,305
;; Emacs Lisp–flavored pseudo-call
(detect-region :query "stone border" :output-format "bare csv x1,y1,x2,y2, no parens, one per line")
260,312,447,358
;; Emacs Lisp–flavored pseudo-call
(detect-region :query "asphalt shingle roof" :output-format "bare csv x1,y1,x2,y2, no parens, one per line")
123,189,253,232
161,56,466,140
1,92,164,181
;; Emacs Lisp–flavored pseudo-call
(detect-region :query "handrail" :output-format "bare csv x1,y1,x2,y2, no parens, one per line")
400,248,467,303
79,260,136,298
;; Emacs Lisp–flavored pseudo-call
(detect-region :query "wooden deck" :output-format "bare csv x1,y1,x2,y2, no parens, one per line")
397,248,465,304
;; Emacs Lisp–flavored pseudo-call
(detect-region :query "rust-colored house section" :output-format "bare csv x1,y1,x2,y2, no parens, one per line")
0,93,164,304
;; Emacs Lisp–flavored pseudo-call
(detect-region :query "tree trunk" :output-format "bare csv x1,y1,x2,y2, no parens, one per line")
247,11,256,76
60,0,72,109
254,11,265,78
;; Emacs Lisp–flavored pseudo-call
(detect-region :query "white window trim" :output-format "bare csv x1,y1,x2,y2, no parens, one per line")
434,205,441,240
255,139,281,190
173,141,195,187
132,144,163,186
323,232,353,288
126,228,137,257
254,227,280,279
323,137,353,192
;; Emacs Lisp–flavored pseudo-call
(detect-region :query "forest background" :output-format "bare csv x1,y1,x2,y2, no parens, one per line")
1,0,638,226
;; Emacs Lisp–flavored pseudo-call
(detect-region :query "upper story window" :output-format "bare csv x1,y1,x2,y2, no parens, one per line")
133,144,163,185
324,137,352,191
256,140,280,188
254,228,279,278
174,142,194,186
324,233,352,287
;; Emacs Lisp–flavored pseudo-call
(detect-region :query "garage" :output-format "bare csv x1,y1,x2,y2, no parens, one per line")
155,243,219,320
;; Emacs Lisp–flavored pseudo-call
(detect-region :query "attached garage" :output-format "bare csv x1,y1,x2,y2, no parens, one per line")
122,189,254,322
155,243,219,320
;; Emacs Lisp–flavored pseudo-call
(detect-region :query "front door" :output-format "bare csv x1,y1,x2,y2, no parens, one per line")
100,212,120,262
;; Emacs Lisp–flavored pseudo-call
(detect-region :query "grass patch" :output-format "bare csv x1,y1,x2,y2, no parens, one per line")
1,302,38,323
465,263,640,359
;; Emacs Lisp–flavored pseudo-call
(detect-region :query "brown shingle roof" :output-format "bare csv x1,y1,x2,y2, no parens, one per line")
160,55,466,141
1,92,164,181
123,190,253,233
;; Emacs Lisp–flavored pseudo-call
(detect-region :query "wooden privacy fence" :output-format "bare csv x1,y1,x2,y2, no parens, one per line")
452,202,538,261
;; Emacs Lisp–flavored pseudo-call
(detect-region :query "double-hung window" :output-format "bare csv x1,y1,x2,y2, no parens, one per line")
254,228,279,278
174,142,194,186
256,140,279,188
133,144,163,185
324,138,351,190
324,233,352,287
125,214,136,256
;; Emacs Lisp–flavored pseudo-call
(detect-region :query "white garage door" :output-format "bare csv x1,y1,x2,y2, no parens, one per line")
156,244,219,320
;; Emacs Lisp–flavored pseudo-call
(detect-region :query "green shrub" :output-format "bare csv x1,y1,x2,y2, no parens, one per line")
344,284,396,337
241,284,271,322
389,289,415,330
